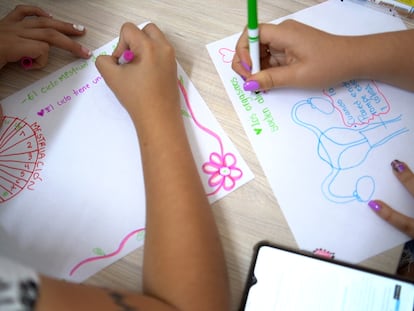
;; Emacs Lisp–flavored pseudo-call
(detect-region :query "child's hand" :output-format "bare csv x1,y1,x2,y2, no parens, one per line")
369,160,414,237
0,5,91,69
232,19,352,92
96,22,179,121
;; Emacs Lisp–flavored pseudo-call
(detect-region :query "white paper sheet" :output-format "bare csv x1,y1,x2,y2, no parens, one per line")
0,36,254,282
207,0,414,263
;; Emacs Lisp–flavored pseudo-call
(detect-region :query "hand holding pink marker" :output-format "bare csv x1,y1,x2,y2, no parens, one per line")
118,49,134,64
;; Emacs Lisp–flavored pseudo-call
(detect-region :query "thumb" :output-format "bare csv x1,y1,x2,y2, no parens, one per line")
368,200,414,238
95,55,119,87
243,65,297,92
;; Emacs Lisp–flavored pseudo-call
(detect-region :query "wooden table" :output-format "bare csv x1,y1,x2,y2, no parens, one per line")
1,1,412,309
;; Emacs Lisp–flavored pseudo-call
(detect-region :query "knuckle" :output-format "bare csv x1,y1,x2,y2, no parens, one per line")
163,44,175,58
37,40,49,52
400,220,413,235
43,28,57,39
265,72,276,89
231,61,237,72
36,18,53,28
381,209,393,222
400,171,414,183
122,22,135,31
14,4,25,11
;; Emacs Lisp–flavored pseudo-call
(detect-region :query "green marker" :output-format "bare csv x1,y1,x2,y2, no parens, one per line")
247,0,260,74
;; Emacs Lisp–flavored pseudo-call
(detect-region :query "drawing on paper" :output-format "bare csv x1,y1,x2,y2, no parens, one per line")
0,117,46,203
178,77,243,196
69,228,145,276
291,80,409,204
218,48,235,63
313,248,335,259
69,76,245,277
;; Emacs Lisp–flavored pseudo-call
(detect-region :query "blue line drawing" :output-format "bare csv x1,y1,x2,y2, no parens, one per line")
291,95,408,204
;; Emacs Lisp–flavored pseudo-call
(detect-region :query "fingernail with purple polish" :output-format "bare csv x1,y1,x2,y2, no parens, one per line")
368,200,381,212
391,159,405,173
241,61,251,72
243,80,260,92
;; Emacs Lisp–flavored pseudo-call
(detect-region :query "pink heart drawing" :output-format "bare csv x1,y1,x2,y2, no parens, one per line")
218,48,235,64
37,109,45,117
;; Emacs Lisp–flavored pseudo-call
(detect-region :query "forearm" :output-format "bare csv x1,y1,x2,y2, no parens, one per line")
93,22,230,310
36,276,175,311
33,102,230,311
343,29,414,91
131,99,230,311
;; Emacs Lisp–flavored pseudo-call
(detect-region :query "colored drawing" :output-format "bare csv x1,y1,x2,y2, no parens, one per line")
313,248,335,259
70,228,145,276
291,82,409,204
67,74,250,278
178,78,243,195
0,117,46,202
218,48,235,63
207,0,414,264
0,32,253,282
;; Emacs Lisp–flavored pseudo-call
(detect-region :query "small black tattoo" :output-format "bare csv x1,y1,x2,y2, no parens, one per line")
20,279,39,309
108,291,137,311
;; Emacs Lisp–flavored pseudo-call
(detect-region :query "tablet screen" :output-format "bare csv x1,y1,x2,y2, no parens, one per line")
242,245,414,311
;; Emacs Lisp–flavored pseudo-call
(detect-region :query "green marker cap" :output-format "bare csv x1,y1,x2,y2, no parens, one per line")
247,0,258,29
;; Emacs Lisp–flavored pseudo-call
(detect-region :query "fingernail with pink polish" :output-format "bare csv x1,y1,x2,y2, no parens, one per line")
368,200,381,211
391,159,405,173
243,80,260,92
81,46,92,57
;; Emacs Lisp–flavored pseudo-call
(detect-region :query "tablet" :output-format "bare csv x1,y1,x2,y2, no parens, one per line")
240,242,414,311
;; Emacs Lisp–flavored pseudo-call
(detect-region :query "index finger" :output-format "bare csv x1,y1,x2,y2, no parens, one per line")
2,5,51,22
232,27,252,78
20,28,91,59
369,200,414,237
368,160,414,237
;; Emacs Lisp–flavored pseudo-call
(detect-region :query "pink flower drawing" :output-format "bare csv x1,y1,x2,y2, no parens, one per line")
202,152,243,191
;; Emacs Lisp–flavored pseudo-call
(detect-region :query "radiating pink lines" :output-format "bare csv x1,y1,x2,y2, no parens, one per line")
0,117,40,202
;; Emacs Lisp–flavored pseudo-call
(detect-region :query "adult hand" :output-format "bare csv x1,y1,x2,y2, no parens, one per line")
369,160,414,237
0,5,91,70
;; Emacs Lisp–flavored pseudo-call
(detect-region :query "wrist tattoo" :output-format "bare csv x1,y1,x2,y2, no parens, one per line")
108,291,137,311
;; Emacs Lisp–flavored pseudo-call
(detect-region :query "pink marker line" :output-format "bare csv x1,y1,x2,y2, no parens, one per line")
69,228,145,276
71,78,239,277
177,79,224,157
177,79,242,195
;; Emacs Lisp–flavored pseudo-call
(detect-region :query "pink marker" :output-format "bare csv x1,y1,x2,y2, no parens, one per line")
20,57,33,69
118,50,134,64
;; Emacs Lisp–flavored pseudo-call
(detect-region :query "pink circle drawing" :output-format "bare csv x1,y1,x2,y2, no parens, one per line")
0,117,41,203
